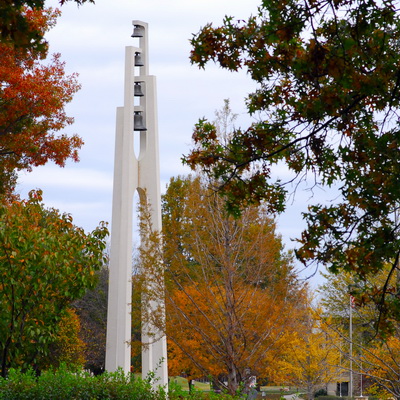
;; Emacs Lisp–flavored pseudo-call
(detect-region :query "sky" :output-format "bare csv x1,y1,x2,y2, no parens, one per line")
16,0,327,286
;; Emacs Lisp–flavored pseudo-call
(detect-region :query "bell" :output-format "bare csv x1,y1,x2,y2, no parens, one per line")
134,82,144,97
134,52,144,67
131,25,144,38
134,112,147,131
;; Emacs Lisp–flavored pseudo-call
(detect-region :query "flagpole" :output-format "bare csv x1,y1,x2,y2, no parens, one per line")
349,295,353,398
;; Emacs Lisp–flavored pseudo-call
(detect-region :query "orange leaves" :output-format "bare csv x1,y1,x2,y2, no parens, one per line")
158,176,307,394
0,1,92,52
0,7,82,195
187,0,400,273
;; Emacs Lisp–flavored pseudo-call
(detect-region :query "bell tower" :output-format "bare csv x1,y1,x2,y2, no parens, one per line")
105,21,168,387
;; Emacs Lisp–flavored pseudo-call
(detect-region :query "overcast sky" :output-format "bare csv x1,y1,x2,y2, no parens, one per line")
16,0,327,285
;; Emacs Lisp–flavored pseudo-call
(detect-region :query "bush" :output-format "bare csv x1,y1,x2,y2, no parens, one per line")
0,368,37,400
0,366,168,400
0,367,243,400
314,389,327,398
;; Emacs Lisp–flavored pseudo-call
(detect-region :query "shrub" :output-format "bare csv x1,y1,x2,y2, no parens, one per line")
0,366,243,399
0,366,168,400
314,389,328,398
0,368,37,400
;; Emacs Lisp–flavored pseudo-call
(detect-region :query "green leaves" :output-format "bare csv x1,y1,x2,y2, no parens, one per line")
186,0,400,322
0,1,95,52
0,190,108,375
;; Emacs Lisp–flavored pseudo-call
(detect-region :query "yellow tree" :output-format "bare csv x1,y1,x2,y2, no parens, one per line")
359,333,400,399
278,309,341,400
74,267,109,374
38,308,86,370
54,308,86,368
136,175,308,396
168,338,205,392
319,267,400,398
166,288,218,392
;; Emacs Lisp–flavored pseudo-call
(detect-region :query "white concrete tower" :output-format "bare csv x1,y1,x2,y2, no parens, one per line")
105,21,168,387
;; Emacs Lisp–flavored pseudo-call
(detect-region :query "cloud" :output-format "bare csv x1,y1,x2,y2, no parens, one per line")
18,166,112,190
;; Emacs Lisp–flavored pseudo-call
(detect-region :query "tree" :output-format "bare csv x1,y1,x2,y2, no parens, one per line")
0,7,82,196
278,309,341,400
0,190,108,376
167,321,214,392
0,0,94,52
73,266,108,374
40,308,86,371
360,332,400,400
137,175,307,396
184,0,400,318
319,269,400,399
319,267,400,338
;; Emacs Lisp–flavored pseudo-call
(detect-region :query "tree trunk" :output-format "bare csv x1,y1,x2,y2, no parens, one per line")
227,366,239,395
307,382,314,400
1,336,11,377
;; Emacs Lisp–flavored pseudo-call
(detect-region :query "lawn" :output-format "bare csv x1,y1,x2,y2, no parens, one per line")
170,376,211,391
171,379,299,395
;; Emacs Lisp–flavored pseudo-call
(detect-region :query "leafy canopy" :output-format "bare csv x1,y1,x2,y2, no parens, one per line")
0,0,95,52
137,175,307,396
319,268,400,399
0,190,108,376
184,0,400,311
0,7,82,196
277,310,341,400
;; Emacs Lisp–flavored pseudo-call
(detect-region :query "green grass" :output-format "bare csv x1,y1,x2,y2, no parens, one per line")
170,376,211,392
260,386,298,394
170,376,189,391
262,386,286,392
193,381,212,391
171,380,300,394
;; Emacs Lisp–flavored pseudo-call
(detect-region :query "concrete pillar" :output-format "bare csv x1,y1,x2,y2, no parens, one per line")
105,21,168,388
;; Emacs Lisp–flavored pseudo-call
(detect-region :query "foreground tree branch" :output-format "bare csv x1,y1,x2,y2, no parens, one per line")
184,0,400,324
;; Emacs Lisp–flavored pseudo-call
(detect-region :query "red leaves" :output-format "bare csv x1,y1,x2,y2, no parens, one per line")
0,1,92,51
187,0,400,301
0,8,82,195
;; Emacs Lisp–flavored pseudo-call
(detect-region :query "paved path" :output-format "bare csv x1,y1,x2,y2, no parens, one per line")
282,394,301,400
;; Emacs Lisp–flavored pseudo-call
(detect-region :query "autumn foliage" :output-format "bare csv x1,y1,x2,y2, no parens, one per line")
39,308,86,371
320,268,400,399
0,0,108,378
0,7,82,195
74,267,109,374
277,310,341,400
360,333,400,399
136,176,307,395
0,190,108,376
184,0,400,321
0,0,95,52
